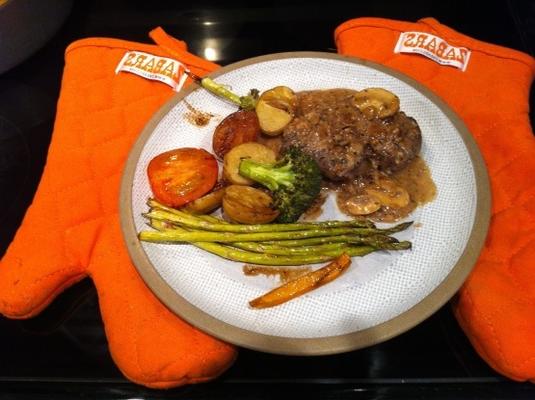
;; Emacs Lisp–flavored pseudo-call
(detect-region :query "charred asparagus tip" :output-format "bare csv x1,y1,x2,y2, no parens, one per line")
185,70,203,84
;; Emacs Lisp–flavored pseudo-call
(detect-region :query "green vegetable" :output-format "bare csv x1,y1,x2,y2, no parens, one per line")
146,199,377,232
238,147,322,223
141,199,413,266
139,226,385,243
231,241,349,255
264,234,398,247
230,241,411,255
146,218,377,266
186,71,258,110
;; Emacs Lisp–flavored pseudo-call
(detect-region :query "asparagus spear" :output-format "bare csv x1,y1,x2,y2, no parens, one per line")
175,198,376,228
148,218,409,254
231,239,410,255
231,241,350,255
145,210,386,236
263,234,398,247
175,205,399,251
139,226,381,243
143,204,411,239
142,202,412,265
147,199,376,231
189,212,383,242
186,71,259,110
145,219,376,265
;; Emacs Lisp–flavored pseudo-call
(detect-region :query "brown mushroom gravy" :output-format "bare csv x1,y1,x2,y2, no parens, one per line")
334,156,436,222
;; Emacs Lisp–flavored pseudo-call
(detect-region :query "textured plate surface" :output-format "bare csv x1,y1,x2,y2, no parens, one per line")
120,52,490,355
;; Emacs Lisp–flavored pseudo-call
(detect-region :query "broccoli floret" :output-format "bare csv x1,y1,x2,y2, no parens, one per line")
238,147,322,223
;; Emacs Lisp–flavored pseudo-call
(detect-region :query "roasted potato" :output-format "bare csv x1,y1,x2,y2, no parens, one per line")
256,86,297,136
182,187,226,214
223,142,277,185
222,185,279,224
212,109,261,159
353,88,400,119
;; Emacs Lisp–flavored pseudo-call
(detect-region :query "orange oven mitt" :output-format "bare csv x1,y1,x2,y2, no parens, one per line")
336,17,535,382
0,27,236,389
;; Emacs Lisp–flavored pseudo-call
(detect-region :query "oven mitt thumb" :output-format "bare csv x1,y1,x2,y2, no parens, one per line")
336,17,535,381
0,27,237,389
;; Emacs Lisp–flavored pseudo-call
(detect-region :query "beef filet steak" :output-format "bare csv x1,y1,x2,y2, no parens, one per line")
281,89,421,181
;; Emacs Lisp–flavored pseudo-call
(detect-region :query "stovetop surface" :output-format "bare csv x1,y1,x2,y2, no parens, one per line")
1,1,534,398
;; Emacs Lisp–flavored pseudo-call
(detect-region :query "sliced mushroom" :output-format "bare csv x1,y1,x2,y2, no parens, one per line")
365,177,410,208
353,88,400,119
343,194,382,216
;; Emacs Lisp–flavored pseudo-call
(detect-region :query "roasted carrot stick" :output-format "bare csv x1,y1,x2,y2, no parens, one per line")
249,253,351,308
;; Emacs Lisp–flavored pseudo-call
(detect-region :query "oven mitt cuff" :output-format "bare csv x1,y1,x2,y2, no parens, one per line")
0,27,237,389
336,17,535,382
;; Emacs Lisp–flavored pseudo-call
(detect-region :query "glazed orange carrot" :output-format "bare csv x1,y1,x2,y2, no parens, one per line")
249,253,351,308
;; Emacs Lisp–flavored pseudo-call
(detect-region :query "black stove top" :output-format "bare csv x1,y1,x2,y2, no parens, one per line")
1,1,534,399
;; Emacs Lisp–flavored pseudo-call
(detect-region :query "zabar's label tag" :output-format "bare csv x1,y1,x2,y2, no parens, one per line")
115,50,189,91
394,31,471,72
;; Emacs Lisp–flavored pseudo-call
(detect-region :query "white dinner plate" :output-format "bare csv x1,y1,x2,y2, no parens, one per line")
120,52,490,355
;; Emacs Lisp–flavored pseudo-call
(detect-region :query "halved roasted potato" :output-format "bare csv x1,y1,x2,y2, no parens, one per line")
212,109,261,159
182,187,226,214
256,86,297,136
223,185,279,224
223,142,277,185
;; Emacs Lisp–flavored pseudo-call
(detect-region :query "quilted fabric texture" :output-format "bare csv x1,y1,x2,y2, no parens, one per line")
336,17,535,381
0,27,236,388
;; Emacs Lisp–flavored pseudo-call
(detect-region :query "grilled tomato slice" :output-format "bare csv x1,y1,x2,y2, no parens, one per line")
147,148,218,207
